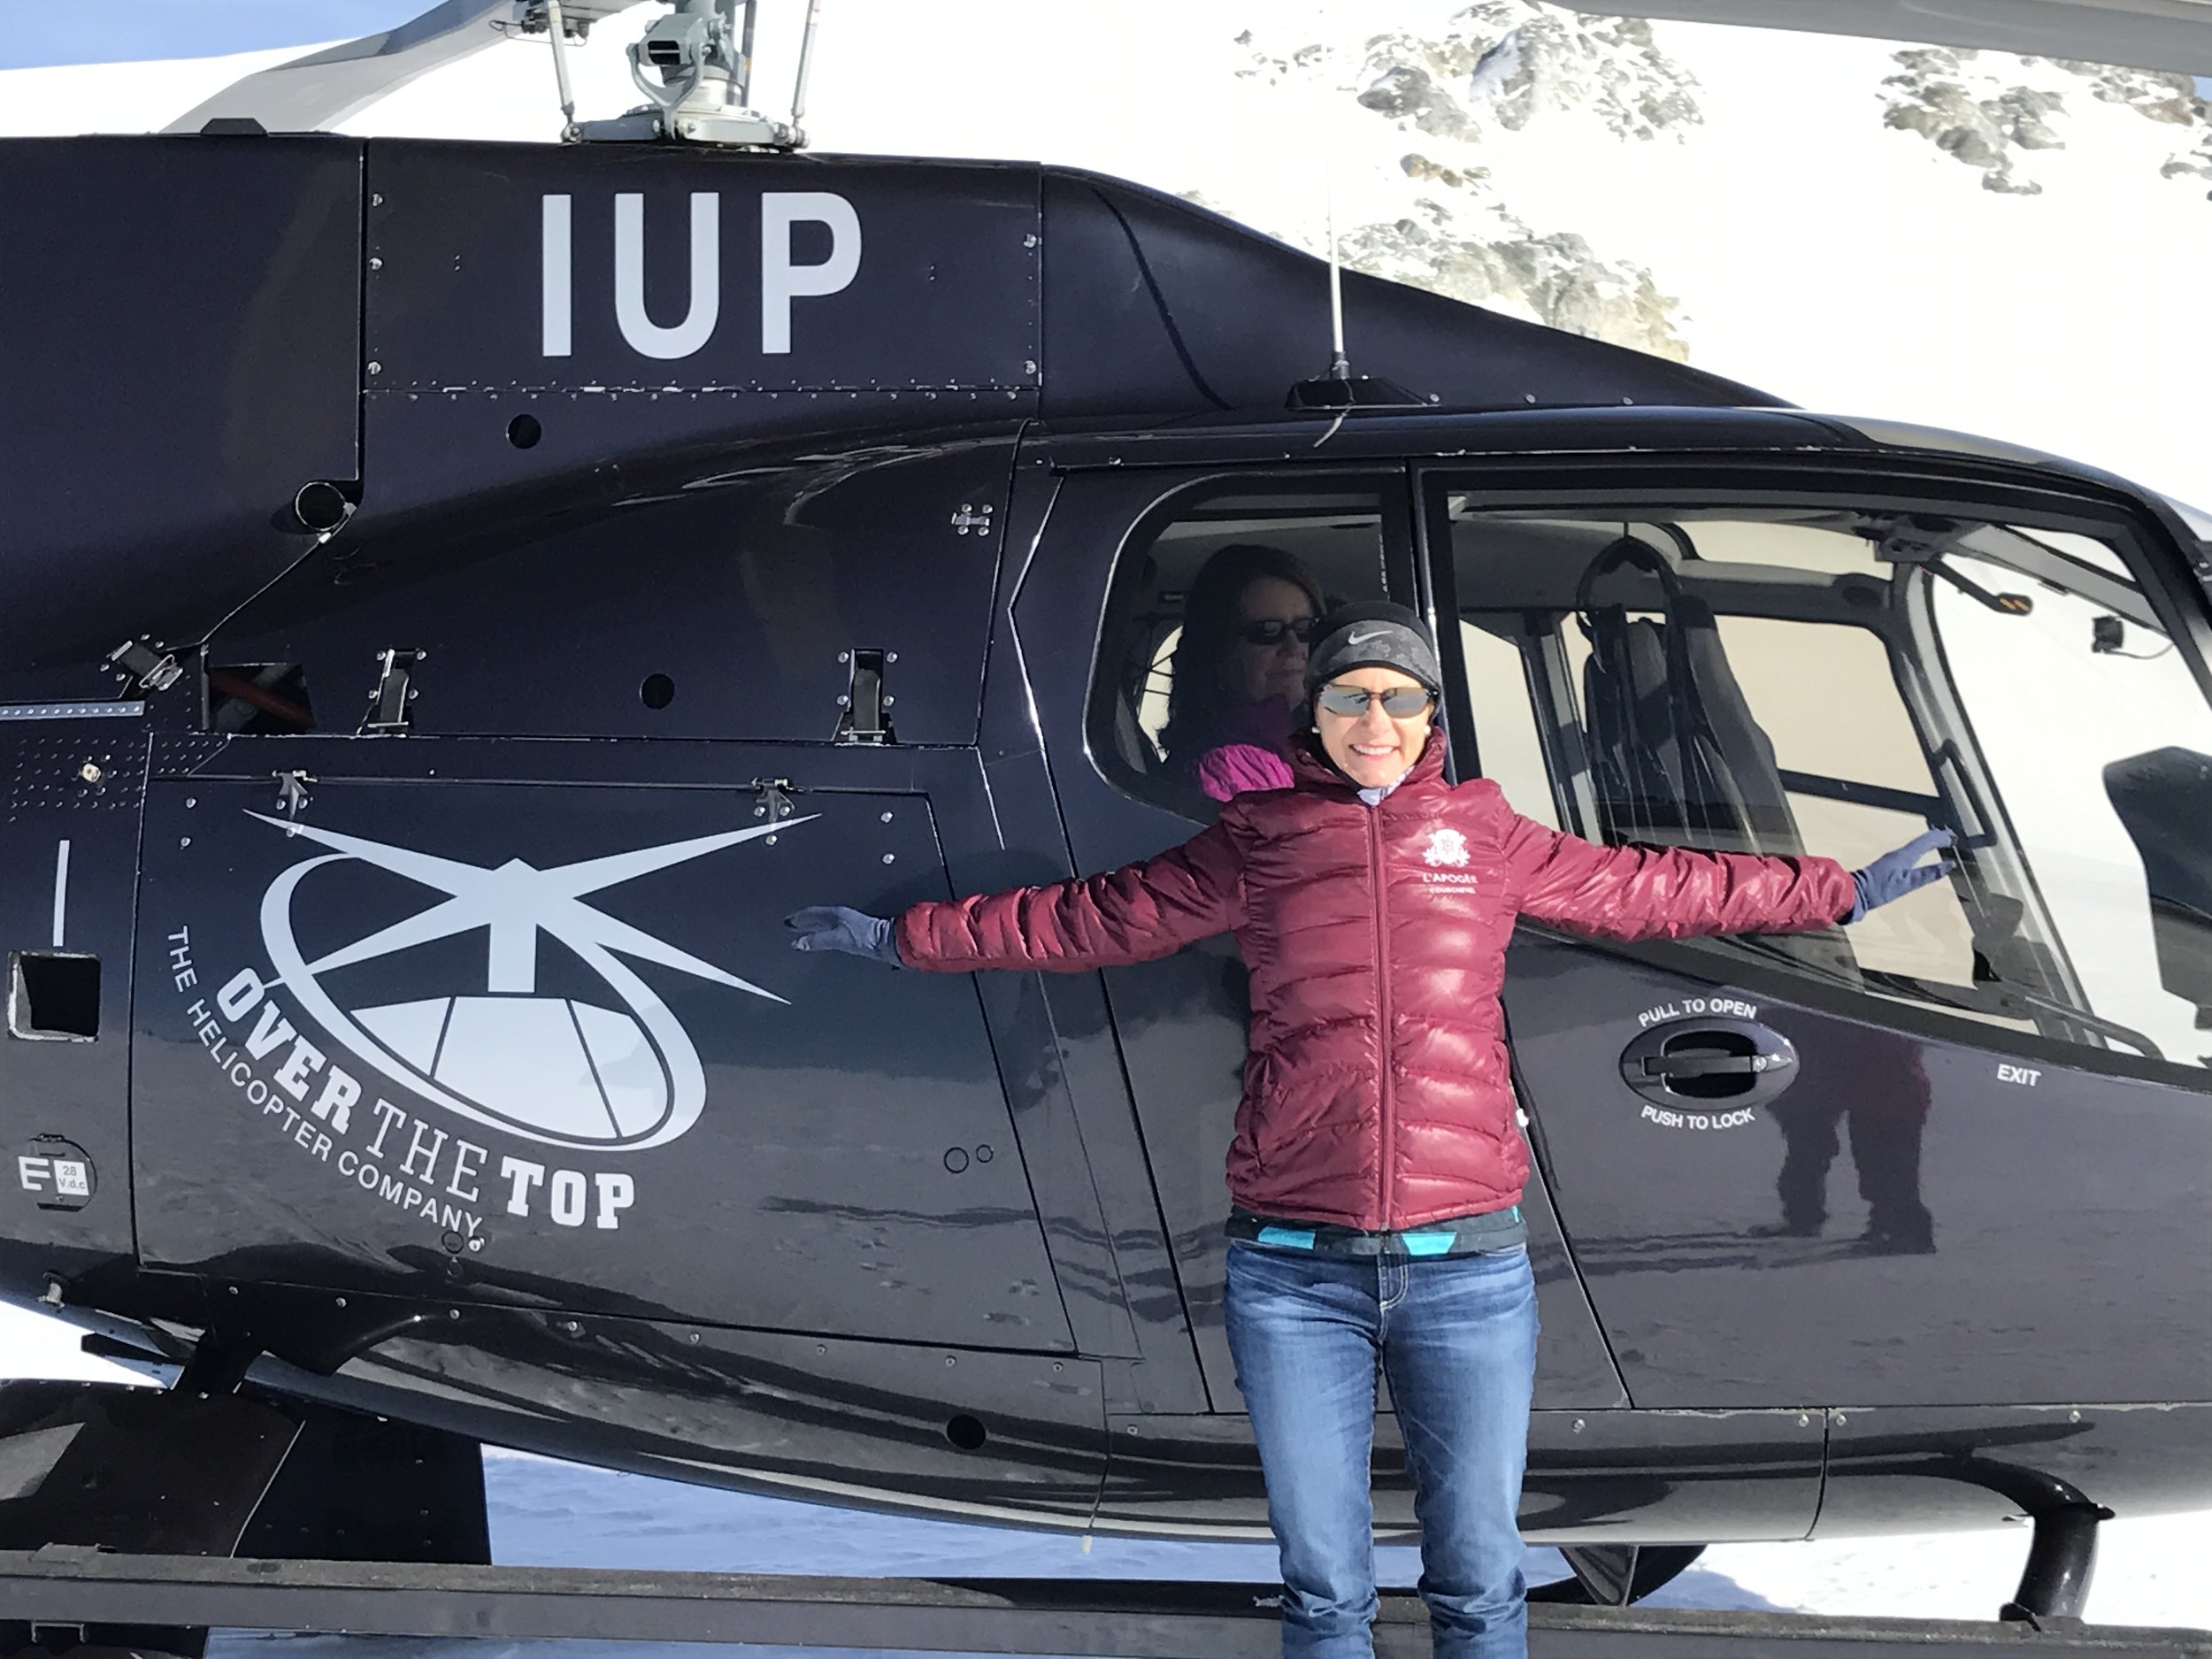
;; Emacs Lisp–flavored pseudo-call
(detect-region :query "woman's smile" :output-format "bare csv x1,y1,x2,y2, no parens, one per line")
1317,666,1436,787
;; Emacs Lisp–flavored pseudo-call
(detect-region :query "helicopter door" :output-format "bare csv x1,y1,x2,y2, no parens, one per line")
1009,464,1630,1435
1425,483,2212,1434
127,756,1075,1351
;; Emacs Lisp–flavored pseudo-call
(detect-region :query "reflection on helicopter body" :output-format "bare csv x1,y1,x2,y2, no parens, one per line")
1755,1025,1935,1255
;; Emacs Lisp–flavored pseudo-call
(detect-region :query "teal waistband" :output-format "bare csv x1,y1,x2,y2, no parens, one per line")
1226,1206,1526,1259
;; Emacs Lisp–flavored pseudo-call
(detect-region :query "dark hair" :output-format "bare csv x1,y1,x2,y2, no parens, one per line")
1158,542,1325,777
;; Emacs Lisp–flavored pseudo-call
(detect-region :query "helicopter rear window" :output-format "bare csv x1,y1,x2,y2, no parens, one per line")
1088,480,1400,818
1434,496,2212,1078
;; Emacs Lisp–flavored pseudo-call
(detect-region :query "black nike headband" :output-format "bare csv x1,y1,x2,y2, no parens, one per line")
1303,601,1443,700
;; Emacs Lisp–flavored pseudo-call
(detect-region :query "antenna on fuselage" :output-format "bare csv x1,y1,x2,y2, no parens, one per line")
1319,6,1350,386
1286,4,1422,413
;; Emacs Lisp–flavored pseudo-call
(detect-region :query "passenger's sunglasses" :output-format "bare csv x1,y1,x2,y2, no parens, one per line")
1237,617,1318,647
1316,684,1436,718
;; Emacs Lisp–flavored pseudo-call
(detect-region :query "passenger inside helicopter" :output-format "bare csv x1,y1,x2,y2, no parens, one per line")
1098,484,1395,819
1154,542,1326,803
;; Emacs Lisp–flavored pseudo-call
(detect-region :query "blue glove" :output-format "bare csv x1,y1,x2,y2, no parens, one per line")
786,905,902,967
1846,828,1955,923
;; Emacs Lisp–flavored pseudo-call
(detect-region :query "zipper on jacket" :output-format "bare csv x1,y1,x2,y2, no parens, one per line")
1369,807,1395,1231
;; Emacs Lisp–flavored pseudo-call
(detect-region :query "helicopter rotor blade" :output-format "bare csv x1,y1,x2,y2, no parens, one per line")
157,0,2210,143
1606,0,2212,79
159,0,659,136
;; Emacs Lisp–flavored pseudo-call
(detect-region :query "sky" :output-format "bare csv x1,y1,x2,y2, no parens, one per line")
1,0,2210,93
0,0,421,67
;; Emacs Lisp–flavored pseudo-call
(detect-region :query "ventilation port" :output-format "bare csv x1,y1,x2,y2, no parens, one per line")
10,951,99,1041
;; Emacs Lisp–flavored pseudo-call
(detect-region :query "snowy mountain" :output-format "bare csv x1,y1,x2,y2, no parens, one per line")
1878,48,2208,196
1,0,2207,503
1307,3,1715,357
1205,1,2212,457
1360,6,1705,142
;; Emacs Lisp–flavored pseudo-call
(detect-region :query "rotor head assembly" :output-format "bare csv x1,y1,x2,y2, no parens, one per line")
567,0,817,148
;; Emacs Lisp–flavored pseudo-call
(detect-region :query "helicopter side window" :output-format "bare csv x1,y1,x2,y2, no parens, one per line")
1564,605,1980,993
1452,619,1558,830
1087,481,1395,817
1434,498,2212,1077
1442,511,1976,995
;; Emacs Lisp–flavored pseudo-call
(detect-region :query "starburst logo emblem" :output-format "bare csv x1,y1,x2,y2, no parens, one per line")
1423,826,1471,869
246,812,810,1152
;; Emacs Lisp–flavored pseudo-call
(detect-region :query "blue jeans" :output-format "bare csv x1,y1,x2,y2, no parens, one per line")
1225,1240,1539,1659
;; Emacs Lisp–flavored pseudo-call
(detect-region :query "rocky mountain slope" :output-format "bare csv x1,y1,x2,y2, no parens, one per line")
1229,3,1709,357
1213,2,2210,368
1878,48,2208,196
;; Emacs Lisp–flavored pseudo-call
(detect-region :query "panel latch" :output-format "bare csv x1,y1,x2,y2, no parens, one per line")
106,638,181,694
833,648,895,745
363,648,424,733
753,778,795,840
274,770,317,834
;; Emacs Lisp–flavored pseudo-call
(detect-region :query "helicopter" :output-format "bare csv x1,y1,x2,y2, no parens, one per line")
1,0,2209,1647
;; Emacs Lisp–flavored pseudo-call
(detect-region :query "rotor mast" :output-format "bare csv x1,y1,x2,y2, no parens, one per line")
570,0,823,148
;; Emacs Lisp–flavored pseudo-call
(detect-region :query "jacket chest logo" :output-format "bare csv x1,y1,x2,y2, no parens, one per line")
1422,827,1471,869
1411,825,1481,892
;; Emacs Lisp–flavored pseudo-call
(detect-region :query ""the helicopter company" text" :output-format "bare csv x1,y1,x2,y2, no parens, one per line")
165,927,636,1236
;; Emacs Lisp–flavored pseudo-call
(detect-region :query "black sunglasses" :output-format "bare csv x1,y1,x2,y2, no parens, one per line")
1316,684,1435,718
1237,617,1318,646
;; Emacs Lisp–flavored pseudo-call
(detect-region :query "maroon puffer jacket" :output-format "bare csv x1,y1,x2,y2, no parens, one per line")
896,734,1855,1231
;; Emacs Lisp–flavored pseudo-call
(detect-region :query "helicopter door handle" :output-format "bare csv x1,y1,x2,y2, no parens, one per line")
1640,1050,1791,1079
1619,1018,1801,1109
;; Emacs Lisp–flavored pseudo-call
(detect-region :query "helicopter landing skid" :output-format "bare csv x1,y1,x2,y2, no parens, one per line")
0,1550,2205,1659
0,1379,491,1659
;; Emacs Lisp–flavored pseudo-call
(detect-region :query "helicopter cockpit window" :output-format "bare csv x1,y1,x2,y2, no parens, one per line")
1437,496,2212,1077
1925,523,2212,1070
1089,481,1394,818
